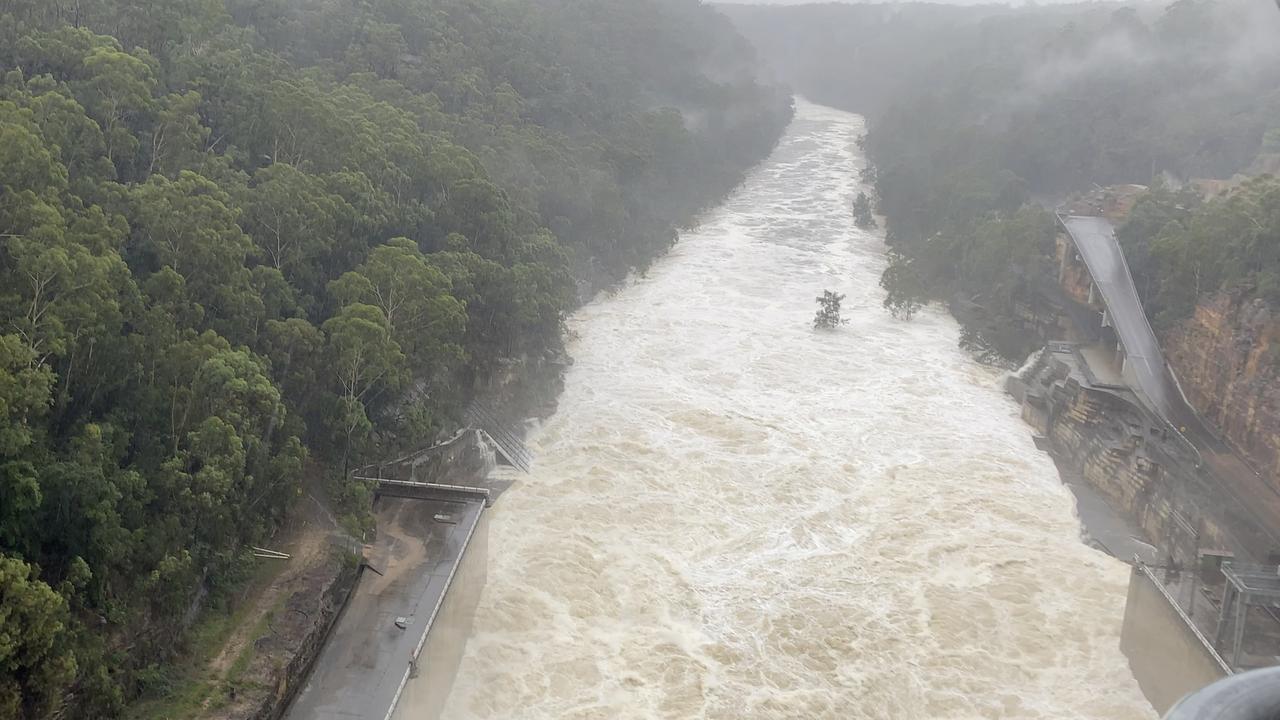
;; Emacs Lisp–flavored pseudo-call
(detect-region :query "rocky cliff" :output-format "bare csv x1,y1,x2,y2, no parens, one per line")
1164,291,1280,491
1010,350,1231,564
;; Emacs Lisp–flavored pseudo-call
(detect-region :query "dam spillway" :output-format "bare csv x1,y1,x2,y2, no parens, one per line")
283,487,489,720
435,101,1157,719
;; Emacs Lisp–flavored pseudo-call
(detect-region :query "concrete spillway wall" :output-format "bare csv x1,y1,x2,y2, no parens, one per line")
1120,564,1230,714
391,506,489,720
282,493,491,720
231,554,362,720
281,424,513,720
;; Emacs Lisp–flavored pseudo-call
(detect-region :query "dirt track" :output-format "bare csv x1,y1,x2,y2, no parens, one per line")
200,487,349,719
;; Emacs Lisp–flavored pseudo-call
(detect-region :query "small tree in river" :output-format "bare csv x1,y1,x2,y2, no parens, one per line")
814,290,848,329
853,192,876,229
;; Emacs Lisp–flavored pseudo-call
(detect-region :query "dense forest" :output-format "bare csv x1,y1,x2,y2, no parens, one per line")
1119,176,1280,331
727,0,1280,357
0,0,790,715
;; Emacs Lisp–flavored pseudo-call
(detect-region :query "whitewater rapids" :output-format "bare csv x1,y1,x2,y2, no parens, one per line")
439,100,1155,719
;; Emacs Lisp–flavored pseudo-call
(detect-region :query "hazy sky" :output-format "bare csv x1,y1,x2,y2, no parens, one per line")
722,0,1101,5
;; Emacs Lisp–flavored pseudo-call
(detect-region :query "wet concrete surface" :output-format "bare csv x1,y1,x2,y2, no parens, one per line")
1078,344,1125,388
1063,470,1162,565
283,496,485,720
1062,215,1173,417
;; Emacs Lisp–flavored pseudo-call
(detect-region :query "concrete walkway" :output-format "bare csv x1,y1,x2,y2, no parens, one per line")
1061,215,1173,416
1077,344,1125,388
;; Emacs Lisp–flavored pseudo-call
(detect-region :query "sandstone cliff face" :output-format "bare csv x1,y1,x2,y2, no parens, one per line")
1056,234,1093,308
1011,351,1256,561
1164,292,1280,488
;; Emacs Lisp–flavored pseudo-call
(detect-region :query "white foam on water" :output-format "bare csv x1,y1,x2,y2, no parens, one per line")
437,100,1155,720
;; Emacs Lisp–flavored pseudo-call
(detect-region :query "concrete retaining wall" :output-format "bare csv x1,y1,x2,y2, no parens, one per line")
1120,564,1230,715
248,555,362,720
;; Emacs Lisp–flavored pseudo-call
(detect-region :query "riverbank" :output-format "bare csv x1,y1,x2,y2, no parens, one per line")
273,426,513,720
1005,346,1204,563
126,477,360,720
273,101,1157,720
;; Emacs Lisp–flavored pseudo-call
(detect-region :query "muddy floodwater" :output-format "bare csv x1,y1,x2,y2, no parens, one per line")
437,101,1156,719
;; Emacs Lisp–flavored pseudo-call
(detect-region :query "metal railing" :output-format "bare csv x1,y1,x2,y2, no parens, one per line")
463,401,533,473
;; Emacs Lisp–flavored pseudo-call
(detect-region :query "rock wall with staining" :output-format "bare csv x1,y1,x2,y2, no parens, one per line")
246,556,361,720
1164,291,1280,491
1056,234,1095,310
1010,352,1228,567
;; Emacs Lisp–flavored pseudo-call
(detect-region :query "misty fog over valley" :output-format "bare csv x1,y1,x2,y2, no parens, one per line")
1,0,1278,719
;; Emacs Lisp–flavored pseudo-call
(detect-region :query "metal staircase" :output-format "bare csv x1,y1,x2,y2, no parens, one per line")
464,401,534,473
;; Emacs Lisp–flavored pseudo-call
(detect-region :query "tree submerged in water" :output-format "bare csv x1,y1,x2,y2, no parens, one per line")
853,191,876,228
814,290,848,329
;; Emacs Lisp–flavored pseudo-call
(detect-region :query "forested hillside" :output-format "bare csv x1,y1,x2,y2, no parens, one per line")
0,1,790,715
726,0,1280,357
1119,177,1280,331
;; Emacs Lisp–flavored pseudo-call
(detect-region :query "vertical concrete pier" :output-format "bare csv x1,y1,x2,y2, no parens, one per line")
1120,563,1230,714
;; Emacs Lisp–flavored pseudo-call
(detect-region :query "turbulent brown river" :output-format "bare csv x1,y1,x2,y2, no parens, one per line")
439,101,1155,719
